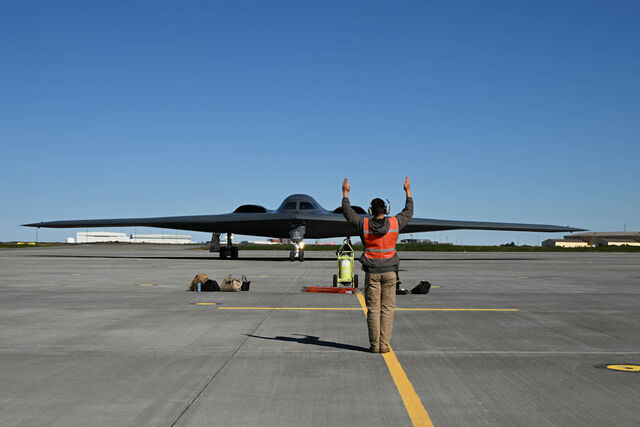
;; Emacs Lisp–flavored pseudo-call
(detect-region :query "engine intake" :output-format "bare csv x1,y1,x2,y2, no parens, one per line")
234,204,268,213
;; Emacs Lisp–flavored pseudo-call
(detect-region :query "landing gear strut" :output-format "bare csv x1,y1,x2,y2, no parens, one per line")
288,224,305,262
210,233,220,252
289,242,304,262
218,232,238,260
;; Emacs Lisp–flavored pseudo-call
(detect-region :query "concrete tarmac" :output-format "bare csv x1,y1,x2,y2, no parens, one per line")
1,245,639,426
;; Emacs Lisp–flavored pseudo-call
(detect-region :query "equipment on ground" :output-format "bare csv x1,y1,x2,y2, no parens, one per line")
240,275,250,291
201,280,220,292
187,273,220,292
333,238,358,288
410,281,431,294
187,273,250,292
395,272,409,295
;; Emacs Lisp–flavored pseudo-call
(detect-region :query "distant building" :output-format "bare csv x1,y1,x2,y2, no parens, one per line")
129,234,192,244
77,231,127,243
542,239,589,248
594,238,640,247
543,231,640,247
400,238,436,244
569,232,640,246
75,231,192,244
240,240,279,245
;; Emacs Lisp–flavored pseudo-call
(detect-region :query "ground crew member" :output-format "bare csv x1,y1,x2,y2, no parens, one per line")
341,177,413,353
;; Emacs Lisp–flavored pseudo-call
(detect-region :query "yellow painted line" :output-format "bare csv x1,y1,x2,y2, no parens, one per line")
396,308,518,312
606,364,640,372
196,302,218,306
218,307,361,310
137,284,154,287
356,293,433,427
218,307,516,312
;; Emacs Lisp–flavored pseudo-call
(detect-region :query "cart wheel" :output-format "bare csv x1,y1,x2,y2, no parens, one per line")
333,274,337,287
354,274,358,288
289,250,295,262
299,250,304,262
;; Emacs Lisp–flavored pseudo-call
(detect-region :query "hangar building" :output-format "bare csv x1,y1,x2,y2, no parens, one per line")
75,231,192,244
543,232,640,247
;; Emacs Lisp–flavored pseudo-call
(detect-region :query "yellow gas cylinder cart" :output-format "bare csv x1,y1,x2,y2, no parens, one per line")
333,238,358,288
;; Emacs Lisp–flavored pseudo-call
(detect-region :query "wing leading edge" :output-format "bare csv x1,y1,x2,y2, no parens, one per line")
23,213,293,237
403,218,584,234
24,212,585,239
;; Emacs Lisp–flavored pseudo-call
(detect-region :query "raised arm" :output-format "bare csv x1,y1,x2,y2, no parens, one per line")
403,176,411,198
341,178,364,230
396,176,414,231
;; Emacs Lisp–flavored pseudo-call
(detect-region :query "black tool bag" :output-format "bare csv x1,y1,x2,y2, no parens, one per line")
410,281,431,294
201,279,220,292
241,275,251,291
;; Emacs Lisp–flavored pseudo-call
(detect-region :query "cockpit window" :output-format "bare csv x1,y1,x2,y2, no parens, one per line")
299,202,316,210
283,201,297,210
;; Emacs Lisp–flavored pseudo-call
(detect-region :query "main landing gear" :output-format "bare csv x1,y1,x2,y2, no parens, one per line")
220,245,239,260
211,232,239,260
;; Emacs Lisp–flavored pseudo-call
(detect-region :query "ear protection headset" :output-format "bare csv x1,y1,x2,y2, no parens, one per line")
368,199,391,216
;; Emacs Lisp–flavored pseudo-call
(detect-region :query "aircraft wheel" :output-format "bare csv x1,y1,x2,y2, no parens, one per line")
353,274,358,288
230,246,239,259
299,251,304,262
333,274,337,287
219,247,228,259
289,251,295,262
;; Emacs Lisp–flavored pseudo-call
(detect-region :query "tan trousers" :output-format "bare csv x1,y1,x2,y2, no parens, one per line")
364,271,397,350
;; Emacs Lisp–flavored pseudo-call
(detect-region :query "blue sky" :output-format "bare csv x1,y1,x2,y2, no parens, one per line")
1,0,638,245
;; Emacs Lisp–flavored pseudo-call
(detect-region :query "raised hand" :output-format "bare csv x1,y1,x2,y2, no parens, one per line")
342,178,351,197
403,176,411,197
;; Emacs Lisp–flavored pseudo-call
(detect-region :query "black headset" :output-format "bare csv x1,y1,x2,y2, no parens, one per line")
368,199,391,216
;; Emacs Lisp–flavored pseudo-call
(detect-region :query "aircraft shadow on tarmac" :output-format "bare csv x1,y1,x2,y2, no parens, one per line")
29,254,539,262
402,257,538,261
246,333,369,353
28,254,332,262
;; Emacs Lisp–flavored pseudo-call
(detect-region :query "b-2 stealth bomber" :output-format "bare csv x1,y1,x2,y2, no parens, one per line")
24,193,584,261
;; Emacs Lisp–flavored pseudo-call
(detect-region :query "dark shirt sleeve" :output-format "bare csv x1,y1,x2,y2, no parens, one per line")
395,197,414,231
342,197,364,232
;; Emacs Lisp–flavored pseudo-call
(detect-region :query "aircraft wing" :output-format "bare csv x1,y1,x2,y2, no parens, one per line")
24,213,279,234
25,213,584,239
402,218,584,233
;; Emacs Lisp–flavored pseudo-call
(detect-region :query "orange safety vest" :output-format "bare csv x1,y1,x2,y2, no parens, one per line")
363,216,399,259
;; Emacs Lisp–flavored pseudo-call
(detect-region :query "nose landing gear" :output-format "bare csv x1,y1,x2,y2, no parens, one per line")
289,242,304,262
289,224,305,262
